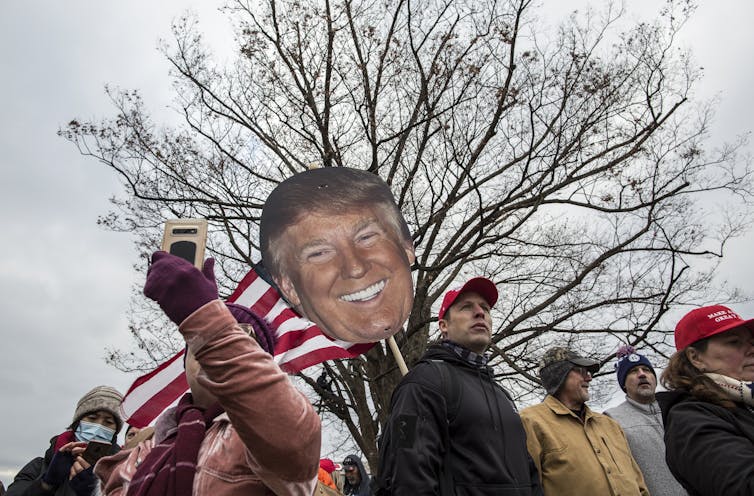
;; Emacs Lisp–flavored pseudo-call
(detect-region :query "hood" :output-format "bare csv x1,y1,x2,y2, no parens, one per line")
342,454,370,492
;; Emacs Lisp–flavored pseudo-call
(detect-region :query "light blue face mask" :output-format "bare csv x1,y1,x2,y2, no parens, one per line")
75,420,115,443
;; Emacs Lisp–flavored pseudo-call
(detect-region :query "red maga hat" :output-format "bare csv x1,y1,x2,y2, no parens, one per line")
438,277,498,321
675,305,754,350
319,458,336,474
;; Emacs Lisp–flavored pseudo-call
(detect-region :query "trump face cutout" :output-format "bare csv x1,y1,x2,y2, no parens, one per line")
260,168,415,343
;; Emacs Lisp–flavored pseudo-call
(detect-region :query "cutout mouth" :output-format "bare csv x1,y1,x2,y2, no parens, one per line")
339,279,386,302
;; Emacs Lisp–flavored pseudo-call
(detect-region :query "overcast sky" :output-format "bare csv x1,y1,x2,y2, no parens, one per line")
1,0,753,488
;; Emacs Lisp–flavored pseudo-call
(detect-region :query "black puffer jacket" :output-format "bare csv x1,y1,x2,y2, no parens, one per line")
376,344,542,496
658,389,754,496
6,435,119,496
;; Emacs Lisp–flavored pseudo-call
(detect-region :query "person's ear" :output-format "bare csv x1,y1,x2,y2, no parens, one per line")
277,276,301,308
403,243,416,265
438,318,448,339
685,347,706,372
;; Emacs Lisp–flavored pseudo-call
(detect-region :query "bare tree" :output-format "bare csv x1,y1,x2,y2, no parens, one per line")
61,0,753,469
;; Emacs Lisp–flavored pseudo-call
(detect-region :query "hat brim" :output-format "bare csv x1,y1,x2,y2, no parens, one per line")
569,357,600,374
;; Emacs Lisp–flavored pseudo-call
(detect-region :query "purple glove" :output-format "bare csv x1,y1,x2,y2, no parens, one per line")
42,450,74,487
143,251,218,325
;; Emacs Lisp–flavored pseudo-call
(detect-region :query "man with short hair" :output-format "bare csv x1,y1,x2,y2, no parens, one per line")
259,168,415,344
520,347,649,495
376,277,543,495
605,347,687,495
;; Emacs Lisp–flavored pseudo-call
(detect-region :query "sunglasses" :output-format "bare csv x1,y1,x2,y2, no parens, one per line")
572,366,593,378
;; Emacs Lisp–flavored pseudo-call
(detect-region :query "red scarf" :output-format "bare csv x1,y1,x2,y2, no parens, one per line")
53,430,76,452
126,394,223,496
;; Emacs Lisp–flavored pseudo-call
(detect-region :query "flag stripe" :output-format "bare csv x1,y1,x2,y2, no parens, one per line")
119,350,189,428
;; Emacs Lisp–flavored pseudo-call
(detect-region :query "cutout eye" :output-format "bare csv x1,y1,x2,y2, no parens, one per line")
302,246,335,263
356,230,380,245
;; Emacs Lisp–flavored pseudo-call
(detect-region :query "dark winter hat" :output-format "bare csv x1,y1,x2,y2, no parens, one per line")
226,302,278,354
71,386,124,433
538,347,599,395
615,345,656,392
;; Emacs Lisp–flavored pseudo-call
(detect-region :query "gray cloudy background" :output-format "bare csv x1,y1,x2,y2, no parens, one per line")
1,0,753,488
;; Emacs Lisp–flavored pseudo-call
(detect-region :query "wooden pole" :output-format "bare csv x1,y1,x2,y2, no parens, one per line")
387,335,409,376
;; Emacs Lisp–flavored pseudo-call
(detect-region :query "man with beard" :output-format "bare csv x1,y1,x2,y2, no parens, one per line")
520,346,649,495
605,347,687,495
341,455,370,496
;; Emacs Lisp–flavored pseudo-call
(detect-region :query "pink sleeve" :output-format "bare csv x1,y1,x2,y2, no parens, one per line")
95,440,154,496
180,300,321,489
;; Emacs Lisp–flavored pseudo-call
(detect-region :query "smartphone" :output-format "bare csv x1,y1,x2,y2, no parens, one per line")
81,440,112,465
161,219,208,269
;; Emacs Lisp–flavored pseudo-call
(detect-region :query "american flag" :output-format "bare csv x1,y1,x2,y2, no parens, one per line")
120,266,375,428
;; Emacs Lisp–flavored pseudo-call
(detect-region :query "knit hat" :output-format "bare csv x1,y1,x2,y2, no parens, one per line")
538,347,599,395
614,345,655,391
675,304,754,351
226,302,278,354
438,277,498,320
71,386,124,433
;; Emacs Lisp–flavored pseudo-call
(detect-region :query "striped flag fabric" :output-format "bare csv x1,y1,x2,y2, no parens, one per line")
120,266,375,428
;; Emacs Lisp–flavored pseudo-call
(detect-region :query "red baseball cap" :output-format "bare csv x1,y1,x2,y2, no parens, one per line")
675,305,754,350
438,277,498,321
319,458,336,474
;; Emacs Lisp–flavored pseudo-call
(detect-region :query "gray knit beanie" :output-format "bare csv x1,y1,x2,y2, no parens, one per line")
538,347,600,395
71,386,124,433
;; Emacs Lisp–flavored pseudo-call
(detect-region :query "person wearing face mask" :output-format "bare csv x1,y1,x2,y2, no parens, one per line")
659,305,754,495
7,385,123,496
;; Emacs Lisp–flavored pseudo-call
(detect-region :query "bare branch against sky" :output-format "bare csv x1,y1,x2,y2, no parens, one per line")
0,0,752,485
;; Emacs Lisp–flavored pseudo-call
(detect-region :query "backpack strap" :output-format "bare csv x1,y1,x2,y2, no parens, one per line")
428,360,462,423
427,360,462,496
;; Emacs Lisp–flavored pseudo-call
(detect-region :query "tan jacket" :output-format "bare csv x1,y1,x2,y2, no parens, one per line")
96,300,321,495
520,395,649,496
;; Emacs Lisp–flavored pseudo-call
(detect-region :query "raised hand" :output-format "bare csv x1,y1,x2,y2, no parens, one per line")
143,251,218,325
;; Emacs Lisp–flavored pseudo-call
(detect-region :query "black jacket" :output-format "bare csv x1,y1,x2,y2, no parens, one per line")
376,344,542,496
658,389,754,496
6,435,119,496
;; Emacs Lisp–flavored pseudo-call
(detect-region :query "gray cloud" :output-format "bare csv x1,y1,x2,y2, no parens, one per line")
0,0,752,488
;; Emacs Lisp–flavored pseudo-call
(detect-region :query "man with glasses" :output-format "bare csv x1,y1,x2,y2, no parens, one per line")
520,347,649,495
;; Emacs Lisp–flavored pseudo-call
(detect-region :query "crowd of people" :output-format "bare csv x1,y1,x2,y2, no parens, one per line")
5,167,754,495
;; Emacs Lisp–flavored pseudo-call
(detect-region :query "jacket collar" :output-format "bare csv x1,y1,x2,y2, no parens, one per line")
544,394,596,421
624,396,661,415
